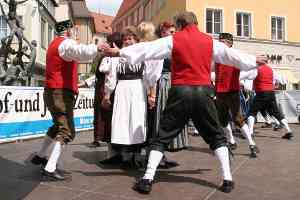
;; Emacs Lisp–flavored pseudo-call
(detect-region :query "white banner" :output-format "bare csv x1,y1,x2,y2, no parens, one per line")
0,86,95,143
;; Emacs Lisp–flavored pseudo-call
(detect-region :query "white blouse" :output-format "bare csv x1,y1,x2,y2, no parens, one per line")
100,57,163,96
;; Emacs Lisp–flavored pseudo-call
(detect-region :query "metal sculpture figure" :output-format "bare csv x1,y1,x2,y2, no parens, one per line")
0,0,36,86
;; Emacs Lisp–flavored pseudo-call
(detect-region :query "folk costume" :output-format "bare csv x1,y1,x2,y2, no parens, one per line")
215,62,258,157
103,56,163,164
247,64,293,140
31,20,99,180
117,24,259,194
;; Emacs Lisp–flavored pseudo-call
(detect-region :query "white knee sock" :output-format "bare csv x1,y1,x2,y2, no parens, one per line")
37,136,54,158
247,116,255,135
224,123,235,144
240,124,255,146
143,150,163,180
281,119,292,132
45,141,62,173
215,146,232,181
273,117,280,126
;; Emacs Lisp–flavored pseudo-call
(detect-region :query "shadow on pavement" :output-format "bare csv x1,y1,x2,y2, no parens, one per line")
185,147,213,155
0,156,41,200
72,150,107,165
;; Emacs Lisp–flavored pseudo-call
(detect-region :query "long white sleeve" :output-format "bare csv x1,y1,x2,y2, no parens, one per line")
143,60,164,89
213,40,257,71
119,36,257,72
103,58,118,96
119,36,173,65
239,69,258,80
58,38,98,62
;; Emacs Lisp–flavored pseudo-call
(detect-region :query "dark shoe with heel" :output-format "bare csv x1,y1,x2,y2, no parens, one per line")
41,169,66,181
133,178,153,194
282,132,293,140
219,180,234,193
249,145,259,158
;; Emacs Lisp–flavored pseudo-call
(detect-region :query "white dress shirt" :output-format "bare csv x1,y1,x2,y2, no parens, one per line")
58,37,98,62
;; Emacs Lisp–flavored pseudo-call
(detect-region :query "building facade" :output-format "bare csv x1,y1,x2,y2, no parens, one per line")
0,0,58,86
113,0,300,90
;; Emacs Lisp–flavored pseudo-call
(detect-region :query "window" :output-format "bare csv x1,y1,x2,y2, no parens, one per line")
271,16,285,41
236,12,251,37
48,25,53,44
206,9,223,34
0,16,8,39
41,18,47,49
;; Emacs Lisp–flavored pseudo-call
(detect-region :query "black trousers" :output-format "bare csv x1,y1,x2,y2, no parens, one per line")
248,91,284,121
150,86,227,152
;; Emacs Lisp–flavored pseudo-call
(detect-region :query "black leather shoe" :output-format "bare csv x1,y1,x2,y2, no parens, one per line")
31,155,48,166
41,169,65,181
249,145,259,158
282,132,293,140
229,143,237,151
133,178,153,194
219,180,234,193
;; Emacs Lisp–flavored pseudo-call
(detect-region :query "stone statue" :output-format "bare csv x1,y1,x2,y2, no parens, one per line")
0,0,36,86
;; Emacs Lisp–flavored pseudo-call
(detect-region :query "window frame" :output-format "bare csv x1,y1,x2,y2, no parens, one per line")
205,8,223,35
41,17,47,49
271,16,286,41
235,11,252,38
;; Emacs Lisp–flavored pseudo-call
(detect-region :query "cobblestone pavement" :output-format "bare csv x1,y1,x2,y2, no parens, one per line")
0,124,299,200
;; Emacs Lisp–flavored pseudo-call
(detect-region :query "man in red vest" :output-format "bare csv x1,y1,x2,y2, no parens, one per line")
104,12,267,194
31,20,102,181
215,33,259,158
247,64,293,140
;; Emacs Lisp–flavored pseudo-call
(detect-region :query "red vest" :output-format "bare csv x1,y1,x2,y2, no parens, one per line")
215,63,240,93
45,37,79,93
171,25,213,86
253,64,274,92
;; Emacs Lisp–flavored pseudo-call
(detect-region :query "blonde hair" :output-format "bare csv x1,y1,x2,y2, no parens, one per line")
137,21,156,42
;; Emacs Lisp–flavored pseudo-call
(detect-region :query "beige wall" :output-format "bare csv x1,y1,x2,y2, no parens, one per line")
186,0,300,42
149,0,186,26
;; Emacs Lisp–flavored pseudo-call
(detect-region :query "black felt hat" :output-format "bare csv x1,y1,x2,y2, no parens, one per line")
219,33,233,42
55,20,73,33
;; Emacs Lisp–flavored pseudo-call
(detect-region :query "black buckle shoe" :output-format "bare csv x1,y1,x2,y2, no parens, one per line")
249,145,259,158
31,155,48,166
41,169,66,181
219,180,234,193
229,143,237,151
133,178,153,194
282,132,293,140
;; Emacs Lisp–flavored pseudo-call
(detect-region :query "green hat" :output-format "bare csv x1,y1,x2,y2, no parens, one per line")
55,20,73,33
219,33,233,42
